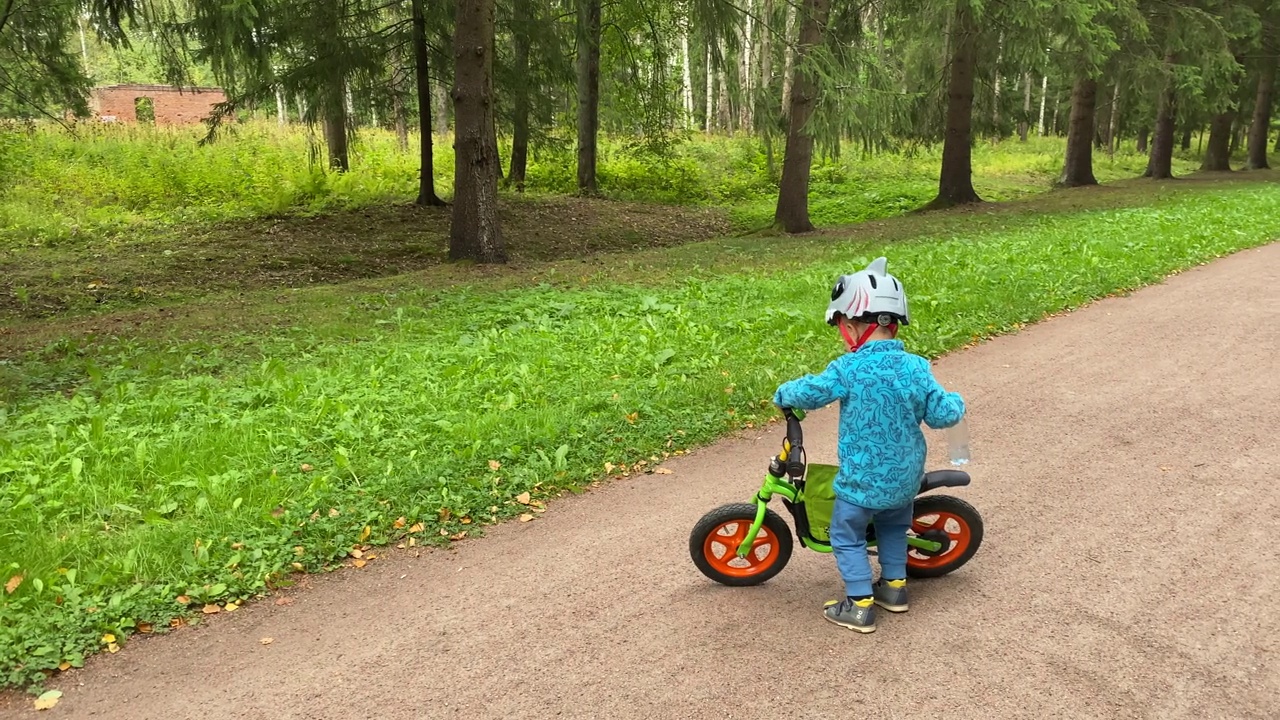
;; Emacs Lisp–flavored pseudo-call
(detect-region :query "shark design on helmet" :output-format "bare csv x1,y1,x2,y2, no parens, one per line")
826,256,910,328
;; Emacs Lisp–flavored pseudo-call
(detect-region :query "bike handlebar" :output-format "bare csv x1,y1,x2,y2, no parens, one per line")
780,408,806,478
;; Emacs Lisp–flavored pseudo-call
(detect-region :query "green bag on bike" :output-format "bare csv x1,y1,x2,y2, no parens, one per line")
782,462,838,549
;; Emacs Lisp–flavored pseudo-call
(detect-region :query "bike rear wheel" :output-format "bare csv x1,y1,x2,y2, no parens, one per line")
689,503,793,586
905,495,983,579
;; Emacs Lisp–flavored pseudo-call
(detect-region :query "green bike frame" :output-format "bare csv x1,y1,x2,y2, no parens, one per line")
733,409,946,559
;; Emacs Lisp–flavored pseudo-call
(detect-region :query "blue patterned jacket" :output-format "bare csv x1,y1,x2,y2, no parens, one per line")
773,340,966,511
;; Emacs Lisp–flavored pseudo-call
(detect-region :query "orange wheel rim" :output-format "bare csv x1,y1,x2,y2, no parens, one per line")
906,511,972,570
702,519,781,578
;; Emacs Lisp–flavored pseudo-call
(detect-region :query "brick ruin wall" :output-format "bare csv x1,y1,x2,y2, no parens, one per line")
89,84,228,125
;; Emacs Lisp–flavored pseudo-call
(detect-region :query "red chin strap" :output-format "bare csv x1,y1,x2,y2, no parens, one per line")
840,322,897,352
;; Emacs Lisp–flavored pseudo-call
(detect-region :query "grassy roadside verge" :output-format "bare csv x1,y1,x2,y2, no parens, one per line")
3,181,1280,689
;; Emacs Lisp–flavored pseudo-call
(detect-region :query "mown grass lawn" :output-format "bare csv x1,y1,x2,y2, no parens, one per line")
2,174,1279,689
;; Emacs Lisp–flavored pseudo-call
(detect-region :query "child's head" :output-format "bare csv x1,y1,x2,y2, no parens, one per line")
825,257,910,352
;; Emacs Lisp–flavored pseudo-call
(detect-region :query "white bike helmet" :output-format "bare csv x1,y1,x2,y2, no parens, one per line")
825,256,910,327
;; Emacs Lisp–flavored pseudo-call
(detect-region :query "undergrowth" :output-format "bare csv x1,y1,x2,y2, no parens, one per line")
2,183,1279,689
0,123,1207,246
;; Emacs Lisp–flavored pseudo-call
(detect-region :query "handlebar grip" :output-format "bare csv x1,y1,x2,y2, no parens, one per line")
781,408,804,477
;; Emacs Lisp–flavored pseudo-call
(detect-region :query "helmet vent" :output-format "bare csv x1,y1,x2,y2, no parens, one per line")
868,275,878,289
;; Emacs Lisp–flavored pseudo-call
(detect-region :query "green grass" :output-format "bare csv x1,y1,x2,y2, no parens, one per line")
0,121,1209,247
3,180,1279,690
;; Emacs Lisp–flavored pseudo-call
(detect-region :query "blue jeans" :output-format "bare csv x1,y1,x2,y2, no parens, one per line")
830,496,913,598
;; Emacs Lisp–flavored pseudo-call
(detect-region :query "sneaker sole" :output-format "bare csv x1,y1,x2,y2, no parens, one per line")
873,600,909,613
823,612,876,633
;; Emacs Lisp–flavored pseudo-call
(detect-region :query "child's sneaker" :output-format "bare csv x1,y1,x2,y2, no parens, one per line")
823,597,876,633
873,579,909,613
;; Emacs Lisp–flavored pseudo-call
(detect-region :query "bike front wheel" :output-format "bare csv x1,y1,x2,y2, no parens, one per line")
689,503,793,586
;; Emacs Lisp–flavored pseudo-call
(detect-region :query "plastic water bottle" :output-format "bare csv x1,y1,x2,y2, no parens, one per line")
946,418,971,466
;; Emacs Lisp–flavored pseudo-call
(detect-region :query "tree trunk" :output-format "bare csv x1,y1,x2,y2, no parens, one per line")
991,35,1003,130
705,44,714,132
1136,126,1149,154
1037,75,1048,136
393,71,409,151
1107,81,1121,156
324,86,349,172
1019,71,1031,141
929,1,982,208
1180,123,1193,151
508,0,531,190
575,0,602,194
413,0,446,205
433,81,449,133
772,0,833,233
275,87,287,125
761,0,774,106
740,6,755,131
1248,57,1276,170
1059,77,1098,187
1145,55,1177,180
680,18,694,126
1201,110,1234,172
781,3,797,117
450,0,505,263
716,50,732,132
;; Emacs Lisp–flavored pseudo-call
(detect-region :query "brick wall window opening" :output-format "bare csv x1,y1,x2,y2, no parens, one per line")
134,96,156,123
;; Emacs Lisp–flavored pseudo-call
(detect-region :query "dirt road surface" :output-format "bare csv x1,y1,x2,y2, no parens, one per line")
4,245,1278,720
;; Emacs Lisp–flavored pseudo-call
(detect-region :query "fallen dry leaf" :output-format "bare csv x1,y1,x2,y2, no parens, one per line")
654,467,674,475
626,412,639,424
293,545,305,556
101,633,116,644
438,507,453,521
460,517,473,525
328,508,340,517
275,597,294,606
488,460,502,471
260,637,274,646
604,462,616,473
33,690,61,711
202,604,221,615
271,506,286,518
352,559,367,569
107,642,121,654
359,525,372,542
393,516,406,529
409,522,425,534
300,463,314,472
170,617,185,629
449,531,467,541
407,537,416,548
57,661,72,672
137,622,154,634
519,513,535,522
350,548,364,559
291,562,304,571
4,575,21,594
224,602,239,612
515,492,532,505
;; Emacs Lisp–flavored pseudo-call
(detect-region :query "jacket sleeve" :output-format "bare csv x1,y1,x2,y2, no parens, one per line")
773,359,846,411
919,362,966,429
